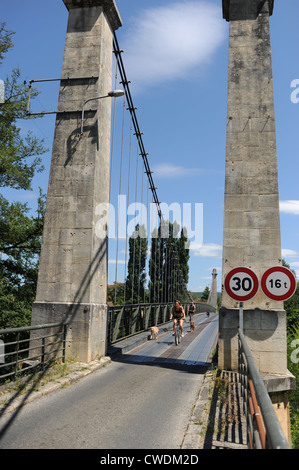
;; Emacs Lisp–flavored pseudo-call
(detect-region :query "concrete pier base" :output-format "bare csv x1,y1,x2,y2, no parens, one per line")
218,307,288,375
31,301,108,362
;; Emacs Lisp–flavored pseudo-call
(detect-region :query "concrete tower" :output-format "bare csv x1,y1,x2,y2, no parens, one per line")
31,0,122,362
220,0,285,372
220,0,294,443
207,269,218,310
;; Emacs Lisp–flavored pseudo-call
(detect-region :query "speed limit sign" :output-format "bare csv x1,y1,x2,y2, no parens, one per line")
224,267,259,302
261,266,297,301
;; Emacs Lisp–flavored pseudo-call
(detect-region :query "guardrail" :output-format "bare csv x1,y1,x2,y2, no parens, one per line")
238,328,289,449
0,301,216,382
0,322,67,383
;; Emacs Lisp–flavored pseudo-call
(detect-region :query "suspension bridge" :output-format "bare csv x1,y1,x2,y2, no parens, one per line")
0,0,296,450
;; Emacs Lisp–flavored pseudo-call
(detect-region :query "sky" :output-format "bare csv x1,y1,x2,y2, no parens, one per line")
1,0,299,295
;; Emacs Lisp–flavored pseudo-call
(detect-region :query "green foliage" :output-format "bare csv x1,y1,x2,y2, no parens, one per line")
0,23,47,329
148,220,190,303
287,322,299,448
125,224,148,304
282,259,299,331
282,258,299,447
0,22,14,64
0,69,45,190
0,190,46,330
107,282,125,306
201,286,210,302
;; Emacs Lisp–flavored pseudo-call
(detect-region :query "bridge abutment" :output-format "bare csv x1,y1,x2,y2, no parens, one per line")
31,0,122,362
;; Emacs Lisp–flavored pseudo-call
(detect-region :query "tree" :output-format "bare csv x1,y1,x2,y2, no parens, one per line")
148,220,190,303
176,227,190,299
201,286,210,302
282,259,299,331
0,23,48,329
282,258,299,447
125,224,148,304
107,282,125,306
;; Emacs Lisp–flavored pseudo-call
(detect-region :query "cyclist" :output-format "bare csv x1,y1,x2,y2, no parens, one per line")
170,300,185,338
188,302,195,322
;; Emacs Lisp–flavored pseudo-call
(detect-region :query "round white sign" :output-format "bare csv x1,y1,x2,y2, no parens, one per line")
261,266,296,301
224,267,259,302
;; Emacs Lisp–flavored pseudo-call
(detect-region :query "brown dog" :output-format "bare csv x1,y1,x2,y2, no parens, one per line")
150,326,159,340
190,321,195,333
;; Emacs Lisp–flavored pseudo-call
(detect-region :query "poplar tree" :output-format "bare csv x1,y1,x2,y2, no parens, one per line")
125,224,148,304
148,220,190,304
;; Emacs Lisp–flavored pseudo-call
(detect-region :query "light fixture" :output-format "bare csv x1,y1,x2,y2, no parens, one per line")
108,89,125,98
80,90,125,135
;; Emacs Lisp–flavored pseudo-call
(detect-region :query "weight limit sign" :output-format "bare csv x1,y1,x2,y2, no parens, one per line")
261,266,296,301
224,267,259,302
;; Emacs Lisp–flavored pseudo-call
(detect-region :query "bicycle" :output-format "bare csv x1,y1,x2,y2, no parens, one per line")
174,319,183,346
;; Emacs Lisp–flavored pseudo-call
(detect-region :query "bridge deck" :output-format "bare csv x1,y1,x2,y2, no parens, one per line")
108,313,218,368
0,312,247,450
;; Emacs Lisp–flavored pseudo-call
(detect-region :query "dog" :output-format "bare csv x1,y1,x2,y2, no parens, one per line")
190,321,195,333
150,326,159,340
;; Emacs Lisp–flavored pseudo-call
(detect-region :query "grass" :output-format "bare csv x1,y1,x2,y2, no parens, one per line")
0,359,82,402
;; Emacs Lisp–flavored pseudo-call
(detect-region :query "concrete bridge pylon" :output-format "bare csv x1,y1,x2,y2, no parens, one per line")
207,268,218,310
31,0,122,362
220,0,295,445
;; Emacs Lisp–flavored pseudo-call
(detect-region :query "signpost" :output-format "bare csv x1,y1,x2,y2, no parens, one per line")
261,266,297,302
224,267,259,330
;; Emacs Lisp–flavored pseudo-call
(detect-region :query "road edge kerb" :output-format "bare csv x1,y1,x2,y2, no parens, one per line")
0,356,111,416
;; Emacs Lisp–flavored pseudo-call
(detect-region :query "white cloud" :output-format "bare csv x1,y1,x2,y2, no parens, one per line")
20,192,39,200
108,259,126,264
121,1,226,91
152,163,202,179
193,243,222,258
279,200,299,215
282,249,299,259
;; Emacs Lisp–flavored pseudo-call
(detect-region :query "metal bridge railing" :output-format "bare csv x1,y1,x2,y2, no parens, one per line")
0,322,67,383
107,301,216,344
0,302,216,382
238,328,289,449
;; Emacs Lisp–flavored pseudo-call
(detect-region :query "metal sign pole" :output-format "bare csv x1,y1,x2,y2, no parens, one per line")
239,301,243,332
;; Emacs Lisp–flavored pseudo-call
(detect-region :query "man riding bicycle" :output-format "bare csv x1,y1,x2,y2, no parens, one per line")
170,300,185,338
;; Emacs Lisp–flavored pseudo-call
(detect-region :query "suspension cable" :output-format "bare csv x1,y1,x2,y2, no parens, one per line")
113,32,192,302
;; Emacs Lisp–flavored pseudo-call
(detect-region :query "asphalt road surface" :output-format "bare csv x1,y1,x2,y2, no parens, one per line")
0,313,218,449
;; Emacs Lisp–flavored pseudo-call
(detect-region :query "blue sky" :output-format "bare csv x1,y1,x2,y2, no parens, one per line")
1,0,299,294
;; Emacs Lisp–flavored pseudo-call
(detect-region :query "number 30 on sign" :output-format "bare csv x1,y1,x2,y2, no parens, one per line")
224,267,259,302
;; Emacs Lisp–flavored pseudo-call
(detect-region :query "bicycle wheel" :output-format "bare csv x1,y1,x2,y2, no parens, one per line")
178,328,181,344
175,327,180,346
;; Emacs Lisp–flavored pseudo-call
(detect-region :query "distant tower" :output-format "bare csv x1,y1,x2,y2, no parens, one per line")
31,1,122,362
220,0,294,444
207,268,218,310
